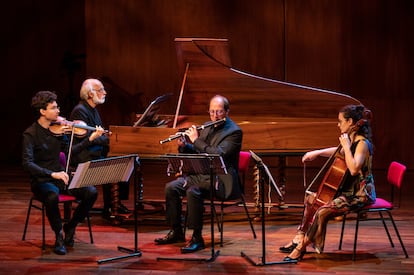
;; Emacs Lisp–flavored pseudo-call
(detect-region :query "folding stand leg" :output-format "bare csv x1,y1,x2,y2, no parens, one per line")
98,157,142,264
241,162,297,266
157,157,220,262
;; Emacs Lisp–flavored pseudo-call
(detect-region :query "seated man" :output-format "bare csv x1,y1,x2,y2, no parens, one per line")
22,90,104,255
154,95,242,253
69,78,130,219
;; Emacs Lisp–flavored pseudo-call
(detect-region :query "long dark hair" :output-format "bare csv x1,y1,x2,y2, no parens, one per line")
340,104,373,142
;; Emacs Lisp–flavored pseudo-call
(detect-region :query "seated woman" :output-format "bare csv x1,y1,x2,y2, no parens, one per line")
281,104,376,262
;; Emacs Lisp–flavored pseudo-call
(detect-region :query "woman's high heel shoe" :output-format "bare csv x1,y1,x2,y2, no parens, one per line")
279,242,298,253
283,247,306,262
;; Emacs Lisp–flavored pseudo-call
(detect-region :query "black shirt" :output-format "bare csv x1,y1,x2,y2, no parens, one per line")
22,121,92,188
69,101,109,165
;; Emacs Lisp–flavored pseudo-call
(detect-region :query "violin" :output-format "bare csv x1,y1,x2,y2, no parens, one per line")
49,116,111,137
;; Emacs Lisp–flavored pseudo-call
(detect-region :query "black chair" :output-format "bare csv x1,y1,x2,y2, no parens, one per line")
215,151,256,246
22,152,93,251
184,151,257,246
22,194,94,250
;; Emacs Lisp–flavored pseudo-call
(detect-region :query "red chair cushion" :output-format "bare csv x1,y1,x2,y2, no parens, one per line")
58,194,77,202
362,197,393,210
238,151,251,173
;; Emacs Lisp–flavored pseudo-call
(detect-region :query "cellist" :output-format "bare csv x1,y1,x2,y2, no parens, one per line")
281,104,376,262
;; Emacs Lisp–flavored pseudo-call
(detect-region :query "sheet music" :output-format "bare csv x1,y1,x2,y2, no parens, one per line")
68,154,137,189
162,153,227,175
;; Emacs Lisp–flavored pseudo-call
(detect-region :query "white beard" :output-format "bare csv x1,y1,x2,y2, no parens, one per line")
92,93,105,105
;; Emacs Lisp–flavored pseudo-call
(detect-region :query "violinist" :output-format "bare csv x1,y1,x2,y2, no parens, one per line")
154,95,242,253
69,78,130,220
22,91,104,255
281,104,376,262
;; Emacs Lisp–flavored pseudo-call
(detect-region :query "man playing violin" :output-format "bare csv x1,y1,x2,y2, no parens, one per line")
22,91,104,255
154,95,242,253
69,78,130,221
281,104,376,262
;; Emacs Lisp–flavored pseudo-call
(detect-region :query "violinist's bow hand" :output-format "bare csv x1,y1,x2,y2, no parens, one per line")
51,171,69,185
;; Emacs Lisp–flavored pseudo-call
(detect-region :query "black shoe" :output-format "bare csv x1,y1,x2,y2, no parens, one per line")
63,223,75,247
279,242,298,253
102,209,115,220
118,203,132,214
154,229,185,245
180,236,205,254
54,231,67,255
283,248,305,262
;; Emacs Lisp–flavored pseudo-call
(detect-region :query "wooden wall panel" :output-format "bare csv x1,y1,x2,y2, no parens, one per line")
285,1,344,89
285,0,414,168
84,0,286,123
2,1,413,170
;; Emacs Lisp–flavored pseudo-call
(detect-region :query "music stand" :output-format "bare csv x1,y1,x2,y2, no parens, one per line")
156,153,227,262
68,155,135,190
71,154,142,264
240,150,297,265
132,93,172,127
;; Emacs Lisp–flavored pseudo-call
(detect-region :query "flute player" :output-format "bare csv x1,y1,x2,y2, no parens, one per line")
154,95,242,253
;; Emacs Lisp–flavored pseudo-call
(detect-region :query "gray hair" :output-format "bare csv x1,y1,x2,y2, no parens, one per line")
80,79,100,100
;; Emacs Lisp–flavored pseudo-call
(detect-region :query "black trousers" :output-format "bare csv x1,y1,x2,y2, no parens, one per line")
32,182,98,233
165,175,212,231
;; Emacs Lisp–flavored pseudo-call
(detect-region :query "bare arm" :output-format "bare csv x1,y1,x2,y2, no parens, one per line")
302,147,337,162
340,134,368,175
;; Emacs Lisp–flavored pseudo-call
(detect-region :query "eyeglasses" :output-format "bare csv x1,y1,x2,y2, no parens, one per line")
208,109,225,116
92,87,106,93
47,105,60,111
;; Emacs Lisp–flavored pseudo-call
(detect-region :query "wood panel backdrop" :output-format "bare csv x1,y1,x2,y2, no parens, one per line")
2,0,413,170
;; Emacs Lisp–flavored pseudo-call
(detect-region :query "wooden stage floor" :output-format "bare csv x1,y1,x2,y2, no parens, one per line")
0,161,413,274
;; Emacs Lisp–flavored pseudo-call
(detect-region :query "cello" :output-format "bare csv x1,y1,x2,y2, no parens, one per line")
302,117,368,228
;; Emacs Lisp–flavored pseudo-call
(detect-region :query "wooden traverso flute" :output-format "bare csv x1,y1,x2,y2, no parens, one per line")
159,118,226,144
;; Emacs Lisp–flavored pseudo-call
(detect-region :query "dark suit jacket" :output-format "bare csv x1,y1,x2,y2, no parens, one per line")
180,117,242,200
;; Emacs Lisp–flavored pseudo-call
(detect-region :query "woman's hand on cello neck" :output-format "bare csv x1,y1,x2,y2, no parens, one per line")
339,133,352,151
